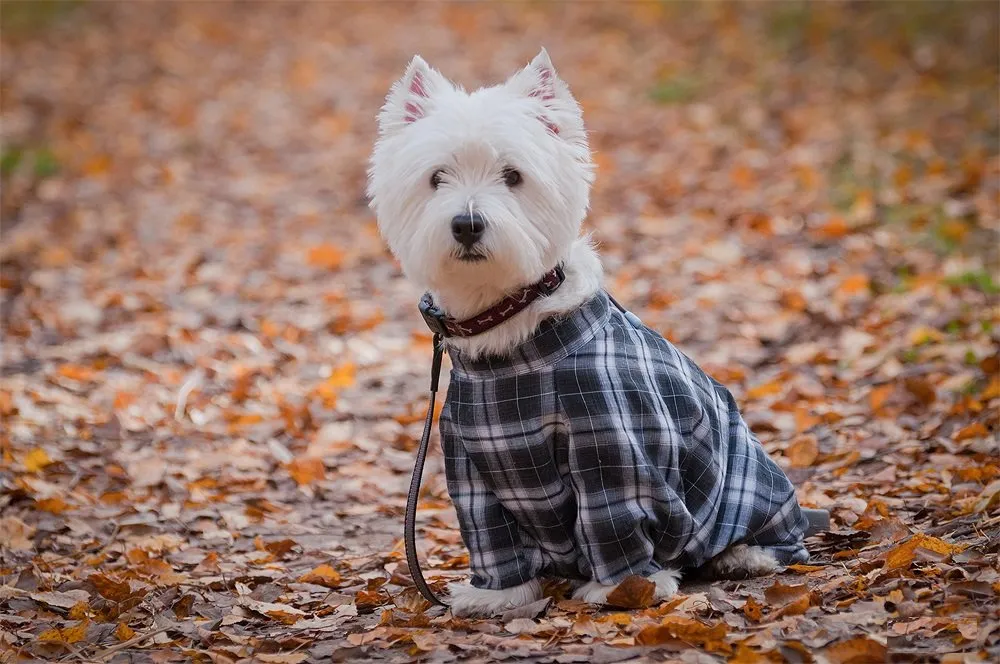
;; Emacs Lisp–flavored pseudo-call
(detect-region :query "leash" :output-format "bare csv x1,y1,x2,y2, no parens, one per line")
404,332,449,607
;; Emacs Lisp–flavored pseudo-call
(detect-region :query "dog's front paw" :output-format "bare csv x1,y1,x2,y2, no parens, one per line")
448,578,542,618
573,568,682,606
649,568,680,601
571,580,614,604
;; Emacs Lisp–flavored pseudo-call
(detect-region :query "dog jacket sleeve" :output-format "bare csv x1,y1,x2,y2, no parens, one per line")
440,292,809,590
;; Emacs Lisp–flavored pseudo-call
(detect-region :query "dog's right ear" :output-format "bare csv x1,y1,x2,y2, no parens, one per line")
378,56,451,136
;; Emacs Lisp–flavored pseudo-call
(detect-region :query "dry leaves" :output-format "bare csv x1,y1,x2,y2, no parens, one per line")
1,2,997,662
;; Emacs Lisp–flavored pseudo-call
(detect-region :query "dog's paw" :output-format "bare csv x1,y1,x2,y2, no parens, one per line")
649,568,681,601
573,568,682,606
571,580,614,604
448,578,542,618
705,544,779,580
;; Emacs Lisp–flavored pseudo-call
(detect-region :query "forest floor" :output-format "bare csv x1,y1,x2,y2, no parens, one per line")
1,3,998,662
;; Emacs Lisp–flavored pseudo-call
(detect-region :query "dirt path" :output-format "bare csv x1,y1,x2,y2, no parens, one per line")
2,3,998,662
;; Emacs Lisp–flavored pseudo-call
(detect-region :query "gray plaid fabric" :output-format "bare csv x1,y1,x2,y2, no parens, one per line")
440,291,809,590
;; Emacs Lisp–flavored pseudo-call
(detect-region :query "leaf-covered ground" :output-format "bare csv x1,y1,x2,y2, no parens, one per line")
1,3,998,662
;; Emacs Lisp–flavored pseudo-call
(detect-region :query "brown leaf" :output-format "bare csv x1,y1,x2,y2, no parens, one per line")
764,580,809,606
287,457,325,485
115,622,135,641
821,636,888,664
742,596,763,622
771,593,810,618
90,574,133,602
786,435,819,468
635,616,729,653
299,564,342,588
903,376,936,405
604,575,655,609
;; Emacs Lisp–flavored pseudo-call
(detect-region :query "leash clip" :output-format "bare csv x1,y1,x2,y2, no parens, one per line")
419,293,451,338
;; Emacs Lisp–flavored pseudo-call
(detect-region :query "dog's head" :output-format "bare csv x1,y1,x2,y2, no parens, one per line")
368,50,593,296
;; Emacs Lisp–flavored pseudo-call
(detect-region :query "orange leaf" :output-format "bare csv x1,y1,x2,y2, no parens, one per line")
869,384,895,412
307,244,346,270
786,435,819,468
884,533,961,570
636,616,729,653
58,364,96,381
35,497,71,514
605,575,655,609
299,564,342,588
115,622,136,641
821,636,888,664
326,363,356,389
837,274,870,297
815,216,849,239
772,592,810,618
287,456,325,486
39,619,89,644
746,380,784,400
742,596,763,622
24,448,53,473
953,422,988,442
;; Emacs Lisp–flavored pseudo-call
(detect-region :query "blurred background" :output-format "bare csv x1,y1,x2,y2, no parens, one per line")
1,1,998,658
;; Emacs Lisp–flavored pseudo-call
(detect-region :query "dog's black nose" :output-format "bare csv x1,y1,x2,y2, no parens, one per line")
451,212,486,250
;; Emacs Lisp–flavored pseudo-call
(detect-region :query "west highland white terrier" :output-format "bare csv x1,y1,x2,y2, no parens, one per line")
368,50,814,618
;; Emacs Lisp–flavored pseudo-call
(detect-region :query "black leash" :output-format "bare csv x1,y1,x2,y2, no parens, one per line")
404,333,449,607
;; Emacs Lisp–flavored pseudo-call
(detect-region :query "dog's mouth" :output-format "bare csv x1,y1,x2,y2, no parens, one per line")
454,250,488,263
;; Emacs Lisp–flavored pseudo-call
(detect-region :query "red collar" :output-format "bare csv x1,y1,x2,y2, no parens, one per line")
419,266,565,338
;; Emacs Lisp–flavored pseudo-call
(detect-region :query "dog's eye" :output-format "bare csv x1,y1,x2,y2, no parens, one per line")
430,169,445,189
502,168,522,188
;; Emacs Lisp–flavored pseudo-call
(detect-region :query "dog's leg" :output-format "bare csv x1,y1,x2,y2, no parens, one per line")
704,544,779,579
572,568,681,605
448,578,542,617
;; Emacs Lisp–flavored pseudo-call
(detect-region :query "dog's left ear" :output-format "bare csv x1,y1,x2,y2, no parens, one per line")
506,49,584,139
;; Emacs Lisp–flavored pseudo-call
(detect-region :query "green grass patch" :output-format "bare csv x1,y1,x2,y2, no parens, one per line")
1,147,24,177
945,270,1000,295
649,76,699,105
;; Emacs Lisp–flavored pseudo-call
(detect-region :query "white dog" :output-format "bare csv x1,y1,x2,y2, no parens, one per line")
369,50,812,617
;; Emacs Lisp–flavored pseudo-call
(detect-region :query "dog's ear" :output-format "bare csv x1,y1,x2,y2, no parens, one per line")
506,48,583,139
378,55,452,135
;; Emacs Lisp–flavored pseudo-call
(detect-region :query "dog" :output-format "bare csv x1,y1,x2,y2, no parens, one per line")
368,50,811,617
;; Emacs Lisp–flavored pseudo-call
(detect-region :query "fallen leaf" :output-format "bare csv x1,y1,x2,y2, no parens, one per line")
883,533,961,570
742,596,763,622
287,456,325,485
604,575,655,609
764,581,809,606
24,448,52,473
820,636,888,664
786,435,819,467
299,564,342,588
306,244,346,270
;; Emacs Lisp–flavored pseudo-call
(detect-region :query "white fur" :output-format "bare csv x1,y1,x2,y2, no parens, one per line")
368,49,600,359
573,568,682,605
704,544,779,579
448,578,541,618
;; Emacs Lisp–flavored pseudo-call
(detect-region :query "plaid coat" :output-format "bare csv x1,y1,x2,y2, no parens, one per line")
440,292,809,590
